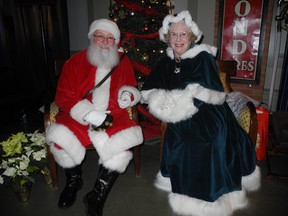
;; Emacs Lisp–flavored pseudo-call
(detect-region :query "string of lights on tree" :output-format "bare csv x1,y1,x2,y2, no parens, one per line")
109,0,174,89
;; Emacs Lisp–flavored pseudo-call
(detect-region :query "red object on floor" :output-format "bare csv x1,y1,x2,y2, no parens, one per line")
255,106,269,160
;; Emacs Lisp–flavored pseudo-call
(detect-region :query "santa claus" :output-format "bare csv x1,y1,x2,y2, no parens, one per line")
46,19,143,216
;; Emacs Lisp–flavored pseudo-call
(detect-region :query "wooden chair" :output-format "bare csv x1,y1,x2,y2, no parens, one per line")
159,60,258,160
216,60,258,146
44,60,141,190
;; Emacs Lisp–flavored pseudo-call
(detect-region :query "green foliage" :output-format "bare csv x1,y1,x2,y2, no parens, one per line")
0,131,47,190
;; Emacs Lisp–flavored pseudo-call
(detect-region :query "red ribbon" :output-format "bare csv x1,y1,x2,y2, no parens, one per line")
114,0,162,16
121,31,159,39
132,61,151,76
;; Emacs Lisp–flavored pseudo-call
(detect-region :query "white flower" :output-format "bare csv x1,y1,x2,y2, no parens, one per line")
24,146,33,157
3,167,16,177
18,170,29,176
32,149,46,161
8,158,16,163
27,131,45,146
19,160,29,170
0,160,8,169
0,130,47,187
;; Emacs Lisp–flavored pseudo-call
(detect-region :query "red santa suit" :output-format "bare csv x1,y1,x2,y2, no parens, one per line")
46,50,143,173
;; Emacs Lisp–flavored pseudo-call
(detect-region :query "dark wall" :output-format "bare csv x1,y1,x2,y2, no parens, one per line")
277,37,288,112
0,0,70,123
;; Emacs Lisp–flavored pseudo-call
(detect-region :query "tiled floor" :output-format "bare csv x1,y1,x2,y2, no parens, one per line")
1,111,288,216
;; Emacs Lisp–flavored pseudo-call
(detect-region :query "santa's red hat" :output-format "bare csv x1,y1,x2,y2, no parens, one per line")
88,19,120,44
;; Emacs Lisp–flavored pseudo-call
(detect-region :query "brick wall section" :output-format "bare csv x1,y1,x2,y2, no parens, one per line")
213,0,275,102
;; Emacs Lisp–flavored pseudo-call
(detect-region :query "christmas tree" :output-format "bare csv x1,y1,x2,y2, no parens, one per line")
109,0,174,141
109,0,174,89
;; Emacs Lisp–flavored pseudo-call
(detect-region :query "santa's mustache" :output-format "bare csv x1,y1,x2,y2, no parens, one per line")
87,43,119,68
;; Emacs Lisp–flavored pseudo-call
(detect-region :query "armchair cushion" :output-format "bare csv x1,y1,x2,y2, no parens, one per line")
236,106,251,133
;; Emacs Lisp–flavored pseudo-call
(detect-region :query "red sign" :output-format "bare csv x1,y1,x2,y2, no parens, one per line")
220,0,265,81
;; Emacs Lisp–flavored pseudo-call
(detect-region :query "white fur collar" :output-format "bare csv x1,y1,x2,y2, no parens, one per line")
166,44,217,60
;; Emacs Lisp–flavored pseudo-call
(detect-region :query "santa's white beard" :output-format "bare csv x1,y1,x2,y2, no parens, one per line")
87,43,119,69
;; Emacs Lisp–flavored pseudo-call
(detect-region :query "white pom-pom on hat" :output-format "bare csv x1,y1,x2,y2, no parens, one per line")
159,10,202,43
88,19,120,44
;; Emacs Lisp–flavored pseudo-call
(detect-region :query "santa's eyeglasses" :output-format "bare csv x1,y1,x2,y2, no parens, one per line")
93,34,115,43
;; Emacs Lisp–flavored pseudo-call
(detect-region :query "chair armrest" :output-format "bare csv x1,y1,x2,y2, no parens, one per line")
130,105,139,124
247,101,258,147
44,102,60,130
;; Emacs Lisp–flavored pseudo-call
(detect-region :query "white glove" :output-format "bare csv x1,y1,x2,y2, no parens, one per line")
118,91,132,109
84,110,110,127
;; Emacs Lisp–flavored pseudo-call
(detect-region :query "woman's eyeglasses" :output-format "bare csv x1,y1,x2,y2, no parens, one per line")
93,34,115,43
169,32,190,40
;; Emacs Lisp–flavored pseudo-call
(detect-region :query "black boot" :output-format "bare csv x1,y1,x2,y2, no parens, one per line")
58,165,83,208
84,166,119,216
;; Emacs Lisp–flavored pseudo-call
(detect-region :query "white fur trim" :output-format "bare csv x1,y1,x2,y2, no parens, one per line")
141,87,198,123
92,68,111,111
159,10,202,43
100,151,133,173
141,84,225,123
88,126,143,162
118,85,141,107
87,19,120,44
166,44,217,60
154,171,172,192
49,144,76,168
70,99,94,125
46,123,86,168
186,83,226,105
169,190,248,216
242,166,261,192
88,130,110,161
140,89,154,104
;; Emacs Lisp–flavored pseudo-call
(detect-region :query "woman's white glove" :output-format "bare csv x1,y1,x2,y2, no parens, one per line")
118,91,132,109
84,110,110,127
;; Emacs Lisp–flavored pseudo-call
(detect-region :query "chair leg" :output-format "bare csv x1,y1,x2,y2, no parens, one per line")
133,145,141,177
160,122,167,161
47,146,58,190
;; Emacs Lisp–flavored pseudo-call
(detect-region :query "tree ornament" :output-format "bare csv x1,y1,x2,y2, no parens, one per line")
141,53,149,62
114,5,119,11
143,25,149,32
109,12,114,19
119,10,126,19
150,0,157,4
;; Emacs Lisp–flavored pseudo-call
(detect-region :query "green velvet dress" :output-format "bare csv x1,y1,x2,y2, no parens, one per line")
141,47,257,203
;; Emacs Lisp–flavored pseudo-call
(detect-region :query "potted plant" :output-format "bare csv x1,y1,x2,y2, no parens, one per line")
0,130,47,202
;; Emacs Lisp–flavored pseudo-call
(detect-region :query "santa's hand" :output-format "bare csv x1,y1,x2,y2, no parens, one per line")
118,91,132,109
84,110,110,127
